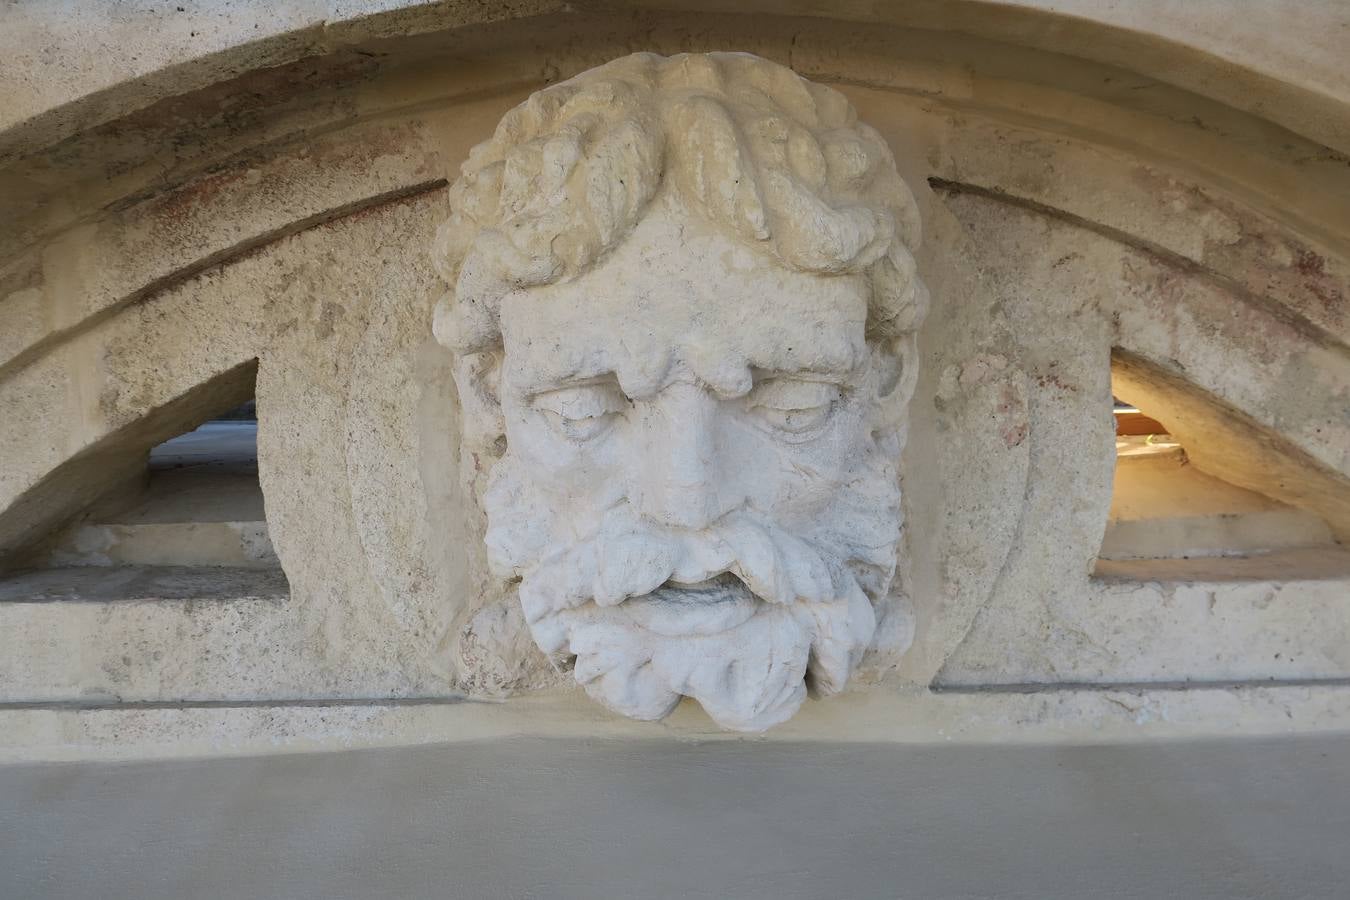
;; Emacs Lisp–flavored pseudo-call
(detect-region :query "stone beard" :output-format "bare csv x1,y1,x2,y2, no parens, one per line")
433,52,927,731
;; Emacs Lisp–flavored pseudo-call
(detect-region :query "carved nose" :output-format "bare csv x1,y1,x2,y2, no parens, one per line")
636,382,721,530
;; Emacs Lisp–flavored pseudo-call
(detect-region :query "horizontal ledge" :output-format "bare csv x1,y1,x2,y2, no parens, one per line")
8,684,1350,763
0,565,289,603
1092,546,1350,583
0,695,466,712
931,677,1350,695
12,679,1350,711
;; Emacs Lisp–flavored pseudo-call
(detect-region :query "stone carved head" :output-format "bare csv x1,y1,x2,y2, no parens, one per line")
432,52,928,730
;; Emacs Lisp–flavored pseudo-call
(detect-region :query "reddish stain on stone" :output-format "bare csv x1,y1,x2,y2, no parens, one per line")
1294,249,1346,317
296,120,425,170
150,167,252,223
1036,373,1078,393
1002,422,1029,448
1295,249,1326,278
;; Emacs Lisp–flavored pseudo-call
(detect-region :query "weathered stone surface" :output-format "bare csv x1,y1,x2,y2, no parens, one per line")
931,192,1350,687
0,566,295,703
0,565,289,604
7,1,1348,156
47,521,277,569
1101,448,1334,560
427,53,936,730
1,6,1348,756
1,118,444,372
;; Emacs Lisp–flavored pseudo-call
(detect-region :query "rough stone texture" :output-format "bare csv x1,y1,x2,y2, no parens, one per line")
47,521,277,569
1095,547,1350,583
6,1,1348,154
0,118,444,371
0,359,259,565
427,53,934,730
0,566,295,704
0,5,1347,755
933,193,1350,687
1101,449,1334,560
0,565,288,604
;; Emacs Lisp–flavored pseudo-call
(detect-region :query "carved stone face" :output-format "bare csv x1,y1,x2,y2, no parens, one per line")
481,199,903,730
433,51,926,730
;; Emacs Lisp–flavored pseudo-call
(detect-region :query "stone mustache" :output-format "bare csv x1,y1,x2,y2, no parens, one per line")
432,52,928,730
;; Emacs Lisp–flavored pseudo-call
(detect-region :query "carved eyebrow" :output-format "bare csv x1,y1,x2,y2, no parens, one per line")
745,337,866,383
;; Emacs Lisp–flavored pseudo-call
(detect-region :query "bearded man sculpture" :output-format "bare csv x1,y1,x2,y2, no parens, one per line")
431,52,928,731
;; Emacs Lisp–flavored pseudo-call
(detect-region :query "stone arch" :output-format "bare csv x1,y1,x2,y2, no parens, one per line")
1109,348,1350,546
0,359,257,569
0,5,1346,726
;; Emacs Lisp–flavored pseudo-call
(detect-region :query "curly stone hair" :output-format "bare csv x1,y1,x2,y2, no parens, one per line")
431,51,928,355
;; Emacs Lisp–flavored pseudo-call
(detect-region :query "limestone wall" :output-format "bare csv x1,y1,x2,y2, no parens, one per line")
1,1,1348,761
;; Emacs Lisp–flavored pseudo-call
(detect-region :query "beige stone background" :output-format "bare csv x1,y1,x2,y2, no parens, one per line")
1,1,1348,762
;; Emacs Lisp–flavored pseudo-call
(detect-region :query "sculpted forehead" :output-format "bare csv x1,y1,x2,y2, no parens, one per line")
498,205,870,396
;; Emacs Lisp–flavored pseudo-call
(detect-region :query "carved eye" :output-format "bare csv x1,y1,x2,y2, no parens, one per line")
531,383,627,441
745,379,841,436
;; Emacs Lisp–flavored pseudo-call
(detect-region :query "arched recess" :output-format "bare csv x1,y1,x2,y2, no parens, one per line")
1100,349,1349,575
0,359,258,571
1110,349,1350,540
928,182,1350,690
0,190,454,707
